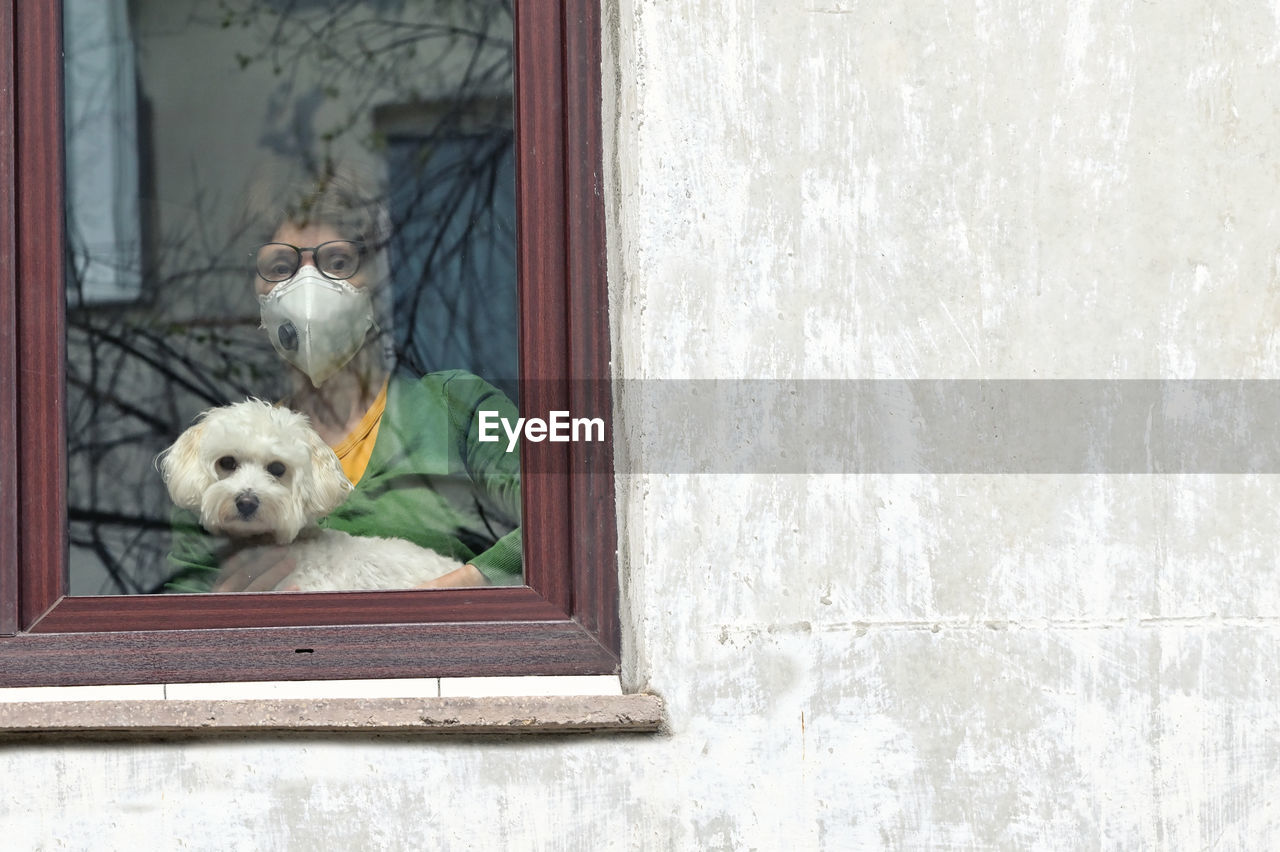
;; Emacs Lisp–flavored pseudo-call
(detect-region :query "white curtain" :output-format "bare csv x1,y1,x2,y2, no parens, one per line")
63,0,142,304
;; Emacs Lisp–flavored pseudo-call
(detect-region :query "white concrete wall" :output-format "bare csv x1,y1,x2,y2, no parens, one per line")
11,1,1280,847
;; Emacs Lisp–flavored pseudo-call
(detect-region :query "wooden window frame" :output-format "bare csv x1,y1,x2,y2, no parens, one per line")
0,1,619,685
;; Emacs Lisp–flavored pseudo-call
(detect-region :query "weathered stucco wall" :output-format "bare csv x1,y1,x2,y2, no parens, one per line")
9,1,1280,847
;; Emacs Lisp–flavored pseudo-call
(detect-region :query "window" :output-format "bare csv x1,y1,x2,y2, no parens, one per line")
63,0,142,306
0,1,618,684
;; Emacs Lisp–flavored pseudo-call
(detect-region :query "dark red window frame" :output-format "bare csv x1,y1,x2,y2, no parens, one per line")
0,1,618,685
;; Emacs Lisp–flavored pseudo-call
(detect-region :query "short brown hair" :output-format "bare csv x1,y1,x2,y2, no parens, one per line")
242,159,391,249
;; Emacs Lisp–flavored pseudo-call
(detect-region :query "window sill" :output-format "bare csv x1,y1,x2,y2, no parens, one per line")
0,677,664,737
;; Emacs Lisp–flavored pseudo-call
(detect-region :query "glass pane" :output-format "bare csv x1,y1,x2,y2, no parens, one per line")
63,0,522,595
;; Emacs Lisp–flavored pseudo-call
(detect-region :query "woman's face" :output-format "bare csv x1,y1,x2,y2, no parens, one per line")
254,222,369,296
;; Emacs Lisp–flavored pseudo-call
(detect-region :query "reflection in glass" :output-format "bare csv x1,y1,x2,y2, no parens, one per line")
63,0,520,594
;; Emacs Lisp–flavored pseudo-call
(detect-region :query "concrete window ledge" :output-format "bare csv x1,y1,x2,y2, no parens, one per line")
0,694,665,737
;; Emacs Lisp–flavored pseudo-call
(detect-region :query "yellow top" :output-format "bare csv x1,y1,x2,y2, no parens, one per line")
330,379,389,485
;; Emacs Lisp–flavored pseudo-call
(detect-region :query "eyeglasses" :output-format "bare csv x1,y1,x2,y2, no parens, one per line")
253,240,366,283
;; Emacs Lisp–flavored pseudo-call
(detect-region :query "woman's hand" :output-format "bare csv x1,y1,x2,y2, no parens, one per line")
416,563,489,589
213,544,299,592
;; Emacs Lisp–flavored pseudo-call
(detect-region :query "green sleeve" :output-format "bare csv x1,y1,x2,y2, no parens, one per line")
445,372,524,585
469,528,523,586
164,508,220,593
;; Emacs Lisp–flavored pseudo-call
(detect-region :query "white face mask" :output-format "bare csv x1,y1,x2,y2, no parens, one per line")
259,266,375,387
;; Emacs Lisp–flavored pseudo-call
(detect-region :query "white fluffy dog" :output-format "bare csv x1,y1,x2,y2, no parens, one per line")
159,399,461,591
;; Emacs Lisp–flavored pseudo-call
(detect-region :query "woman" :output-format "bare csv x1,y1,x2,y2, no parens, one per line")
167,164,522,592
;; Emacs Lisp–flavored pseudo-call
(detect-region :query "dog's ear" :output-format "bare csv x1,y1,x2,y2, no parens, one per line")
299,427,353,518
157,422,211,510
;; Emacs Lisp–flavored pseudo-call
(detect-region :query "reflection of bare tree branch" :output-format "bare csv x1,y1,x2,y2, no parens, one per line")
208,0,519,386
70,509,173,532
66,310,279,593
75,324,245,407
394,128,514,382
69,0,516,594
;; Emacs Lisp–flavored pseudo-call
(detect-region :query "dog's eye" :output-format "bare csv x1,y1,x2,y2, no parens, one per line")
266,461,287,478
216,456,238,473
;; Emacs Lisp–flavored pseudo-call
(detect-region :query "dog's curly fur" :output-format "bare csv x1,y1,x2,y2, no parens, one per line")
159,399,460,591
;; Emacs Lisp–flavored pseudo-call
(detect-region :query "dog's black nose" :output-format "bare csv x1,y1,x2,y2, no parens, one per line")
235,493,259,518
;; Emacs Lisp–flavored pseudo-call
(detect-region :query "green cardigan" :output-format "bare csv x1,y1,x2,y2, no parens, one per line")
166,370,523,591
